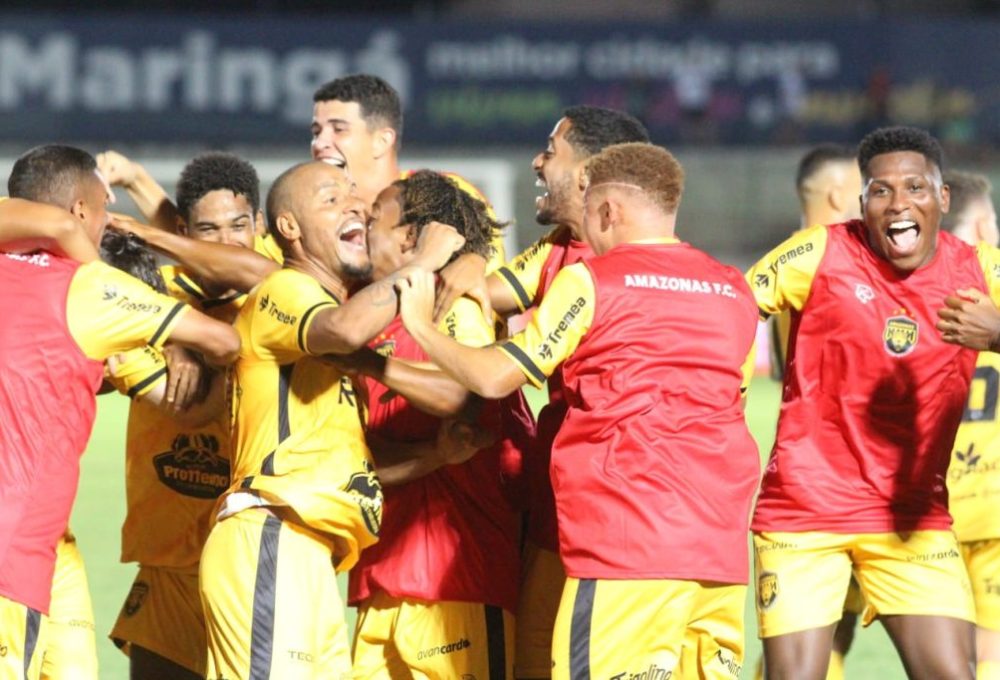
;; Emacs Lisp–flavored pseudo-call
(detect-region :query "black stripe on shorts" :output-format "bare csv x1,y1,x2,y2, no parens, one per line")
249,514,282,680
497,267,533,311
24,607,41,679
149,301,186,347
569,579,596,680
484,604,506,680
499,342,547,385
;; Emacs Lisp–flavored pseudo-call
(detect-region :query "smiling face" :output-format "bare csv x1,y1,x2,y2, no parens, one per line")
532,117,585,235
290,163,371,281
862,150,949,272
181,190,256,250
310,100,378,179
366,185,415,280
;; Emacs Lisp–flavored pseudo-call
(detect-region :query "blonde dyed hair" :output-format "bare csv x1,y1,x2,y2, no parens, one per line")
585,142,685,214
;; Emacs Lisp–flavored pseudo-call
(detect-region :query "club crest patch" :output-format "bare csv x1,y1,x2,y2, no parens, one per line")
883,315,919,357
123,581,149,617
758,571,778,609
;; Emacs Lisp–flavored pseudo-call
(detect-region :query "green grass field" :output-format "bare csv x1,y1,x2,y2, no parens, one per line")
73,378,909,678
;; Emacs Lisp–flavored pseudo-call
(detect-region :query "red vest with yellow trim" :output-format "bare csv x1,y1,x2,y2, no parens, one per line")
555,242,759,581
754,220,985,533
0,253,103,613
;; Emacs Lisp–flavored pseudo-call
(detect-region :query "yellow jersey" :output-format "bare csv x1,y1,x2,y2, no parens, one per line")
227,268,381,572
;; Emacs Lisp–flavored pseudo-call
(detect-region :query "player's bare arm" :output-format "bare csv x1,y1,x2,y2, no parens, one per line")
0,198,99,261
306,221,465,356
97,150,179,232
398,268,527,399
368,420,496,486
163,308,241,366
937,288,1000,352
111,214,278,293
432,252,487,323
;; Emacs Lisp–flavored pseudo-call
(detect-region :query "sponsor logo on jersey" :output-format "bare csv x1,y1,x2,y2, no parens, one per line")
103,283,118,300
758,571,778,609
766,241,814,275
4,251,50,267
416,638,471,661
855,283,875,304
536,296,587,362
883,315,919,356
123,581,149,617
610,664,673,680
624,274,737,298
345,460,383,537
258,293,269,311
714,649,742,678
153,434,229,499
754,272,770,288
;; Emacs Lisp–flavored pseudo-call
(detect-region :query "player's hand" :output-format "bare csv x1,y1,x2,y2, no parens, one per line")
411,222,465,273
96,150,138,188
937,288,1000,352
396,268,436,332
108,213,153,239
436,419,497,466
322,347,385,379
433,253,487,324
162,345,206,412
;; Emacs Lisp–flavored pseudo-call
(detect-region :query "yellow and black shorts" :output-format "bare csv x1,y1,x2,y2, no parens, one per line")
111,564,204,676
961,538,1000,632
0,594,46,680
551,577,745,680
199,508,352,680
754,530,975,638
353,591,514,679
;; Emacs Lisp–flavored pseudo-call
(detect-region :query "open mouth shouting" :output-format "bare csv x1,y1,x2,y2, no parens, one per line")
885,219,920,258
337,219,367,256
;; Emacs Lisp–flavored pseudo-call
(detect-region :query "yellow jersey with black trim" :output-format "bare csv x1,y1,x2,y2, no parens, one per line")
500,240,756,392
228,267,381,571
254,233,284,264
105,264,245,568
400,169,505,273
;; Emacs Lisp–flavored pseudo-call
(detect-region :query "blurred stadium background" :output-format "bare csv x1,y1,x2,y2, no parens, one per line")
4,0,997,676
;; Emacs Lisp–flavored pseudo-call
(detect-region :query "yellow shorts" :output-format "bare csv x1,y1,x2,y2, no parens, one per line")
200,508,351,680
961,538,1000,632
754,530,975,638
551,578,744,680
515,542,565,678
42,532,97,680
0,594,47,680
353,591,514,679
110,564,205,675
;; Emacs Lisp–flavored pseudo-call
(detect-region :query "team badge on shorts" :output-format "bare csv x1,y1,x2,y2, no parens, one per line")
883,315,919,356
346,460,384,537
758,571,779,609
123,581,149,617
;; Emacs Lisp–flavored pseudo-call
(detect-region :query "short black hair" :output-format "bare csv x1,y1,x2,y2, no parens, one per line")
857,126,944,177
392,170,503,262
100,231,165,293
8,145,97,210
562,106,650,158
941,170,993,233
175,152,260,222
796,143,856,194
313,74,403,145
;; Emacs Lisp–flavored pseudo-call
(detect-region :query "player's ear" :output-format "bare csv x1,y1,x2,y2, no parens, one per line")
601,197,618,230
403,223,419,252
274,212,300,243
939,182,951,215
255,210,267,236
372,127,397,160
69,197,87,223
828,185,845,215
176,216,189,236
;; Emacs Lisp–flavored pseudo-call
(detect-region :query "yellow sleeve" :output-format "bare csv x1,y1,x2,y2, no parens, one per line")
438,296,495,348
493,229,561,312
106,346,167,398
740,342,757,394
250,271,338,361
254,233,285,265
67,261,190,361
745,225,828,319
497,263,595,388
976,242,1000,306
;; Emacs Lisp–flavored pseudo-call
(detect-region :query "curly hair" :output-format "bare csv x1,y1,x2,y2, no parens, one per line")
392,170,503,261
313,74,403,146
562,106,650,158
100,231,165,293
585,143,684,215
175,152,260,222
857,126,944,178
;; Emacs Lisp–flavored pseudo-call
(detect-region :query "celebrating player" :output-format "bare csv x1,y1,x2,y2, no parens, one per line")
747,127,1000,680
198,161,465,679
396,143,760,679
0,145,240,680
